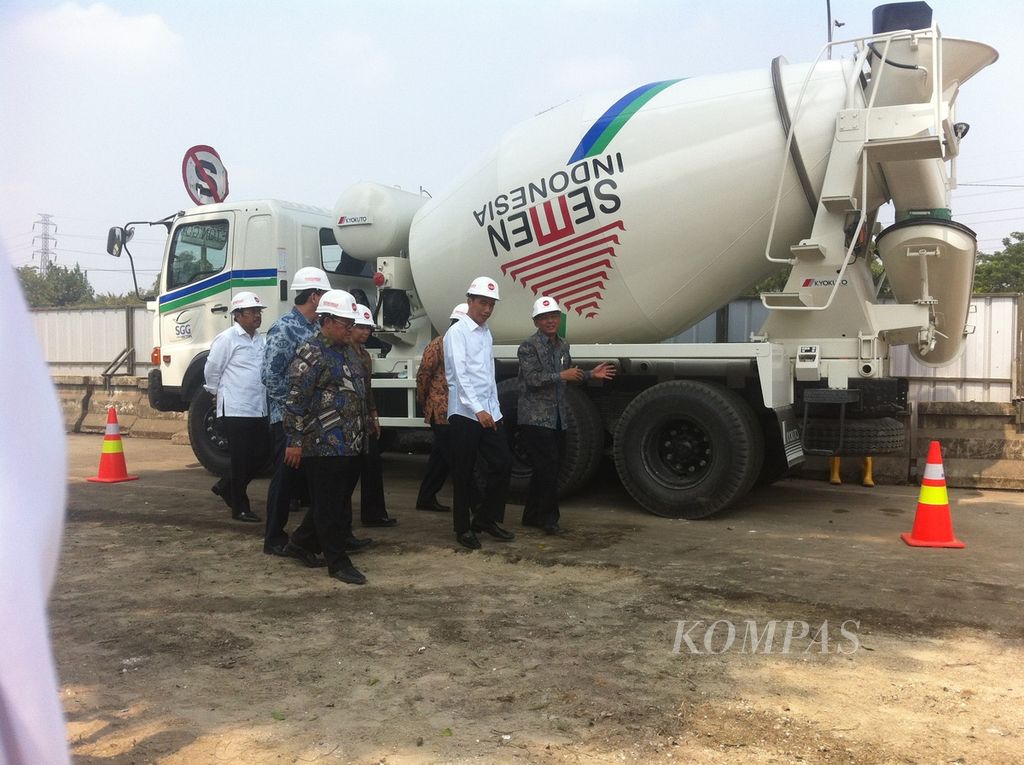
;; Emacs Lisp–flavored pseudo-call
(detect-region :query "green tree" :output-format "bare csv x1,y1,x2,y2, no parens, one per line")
745,267,790,296
93,291,147,307
15,262,95,307
15,265,53,306
973,232,1024,293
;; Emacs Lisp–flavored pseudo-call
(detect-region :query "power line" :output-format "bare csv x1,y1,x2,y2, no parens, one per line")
56,249,114,258
955,206,1024,219
83,267,160,273
954,215,1024,226
959,183,1024,189
58,231,168,244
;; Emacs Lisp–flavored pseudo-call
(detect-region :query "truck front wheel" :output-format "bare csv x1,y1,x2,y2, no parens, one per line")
187,390,231,476
612,380,763,519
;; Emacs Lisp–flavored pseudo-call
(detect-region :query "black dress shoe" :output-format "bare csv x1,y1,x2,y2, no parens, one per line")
362,517,398,527
232,510,261,523
284,543,327,568
456,531,481,550
472,522,515,541
330,565,367,585
416,499,450,512
343,536,374,552
263,543,289,556
544,525,567,536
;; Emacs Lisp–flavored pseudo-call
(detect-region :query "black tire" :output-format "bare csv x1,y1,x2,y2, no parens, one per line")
496,379,605,500
800,417,905,455
188,389,231,476
559,386,606,496
612,381,763,519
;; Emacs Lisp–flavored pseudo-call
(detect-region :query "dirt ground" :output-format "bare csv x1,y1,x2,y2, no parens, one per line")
55,433,1022,764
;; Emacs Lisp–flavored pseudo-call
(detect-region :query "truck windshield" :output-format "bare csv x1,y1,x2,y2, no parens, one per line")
167,220,230,289
320,227,373,278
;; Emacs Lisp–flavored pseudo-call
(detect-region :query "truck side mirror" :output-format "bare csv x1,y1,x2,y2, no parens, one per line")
106,226,135,257
107,227,124,257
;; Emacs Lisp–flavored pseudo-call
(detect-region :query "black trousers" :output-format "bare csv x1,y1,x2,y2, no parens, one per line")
358,434,388,523
292,455,361,574
218,416,270,516
416,423,451,506
449,414,511,535
521,425,564,529
263,421,307,549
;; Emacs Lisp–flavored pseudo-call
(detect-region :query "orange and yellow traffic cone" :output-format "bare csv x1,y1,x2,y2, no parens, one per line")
87,407,139,483
901,441,963,548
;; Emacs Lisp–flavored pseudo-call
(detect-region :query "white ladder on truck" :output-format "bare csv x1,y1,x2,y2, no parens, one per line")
760,23,950,312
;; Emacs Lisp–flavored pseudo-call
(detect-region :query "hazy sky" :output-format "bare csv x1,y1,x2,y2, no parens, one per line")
2,0,1021,295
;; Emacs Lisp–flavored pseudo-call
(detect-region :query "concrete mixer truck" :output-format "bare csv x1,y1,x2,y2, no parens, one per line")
108,2,997,519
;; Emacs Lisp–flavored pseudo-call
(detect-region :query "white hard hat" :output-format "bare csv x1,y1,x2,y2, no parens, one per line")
354,304,375,327
231,291,266,312
449,302,469,320
531,295,562,318
466,276,500,300
291,266,330,291
316,289,360,320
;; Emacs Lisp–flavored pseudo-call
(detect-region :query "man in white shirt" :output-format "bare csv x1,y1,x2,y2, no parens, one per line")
444,276,514,549
204,291,270,522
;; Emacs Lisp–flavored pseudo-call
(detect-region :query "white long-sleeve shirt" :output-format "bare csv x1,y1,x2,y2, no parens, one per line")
444,314,502,422
204,323,267,417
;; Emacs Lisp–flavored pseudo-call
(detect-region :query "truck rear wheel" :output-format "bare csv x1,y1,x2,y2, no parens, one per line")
612,380,763,519
187,390,231,476
496,379,605,499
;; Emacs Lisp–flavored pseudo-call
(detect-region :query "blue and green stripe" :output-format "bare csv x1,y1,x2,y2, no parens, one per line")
567,79,682,164
159,268,276,313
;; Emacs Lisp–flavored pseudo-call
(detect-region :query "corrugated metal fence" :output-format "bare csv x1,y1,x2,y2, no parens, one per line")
33,306,154,377
662,295,1021,403
34,296,1021,402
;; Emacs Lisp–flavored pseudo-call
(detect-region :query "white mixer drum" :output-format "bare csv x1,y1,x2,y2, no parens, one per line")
408,62,853,343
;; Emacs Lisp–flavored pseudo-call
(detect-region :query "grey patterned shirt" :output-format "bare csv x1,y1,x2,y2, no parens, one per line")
516,330,588,430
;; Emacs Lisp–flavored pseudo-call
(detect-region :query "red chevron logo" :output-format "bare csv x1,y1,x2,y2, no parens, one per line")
500,211,624,318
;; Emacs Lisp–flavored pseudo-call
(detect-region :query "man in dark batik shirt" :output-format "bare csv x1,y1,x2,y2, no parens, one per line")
282,289,373,585
260,266,330,556
517,296,615,535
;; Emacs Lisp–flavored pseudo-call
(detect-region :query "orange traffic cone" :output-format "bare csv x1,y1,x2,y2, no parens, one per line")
87,407,139,483
901,441,963,548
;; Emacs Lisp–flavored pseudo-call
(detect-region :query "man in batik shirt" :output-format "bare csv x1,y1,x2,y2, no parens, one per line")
261,266,330,555
282,290,371,585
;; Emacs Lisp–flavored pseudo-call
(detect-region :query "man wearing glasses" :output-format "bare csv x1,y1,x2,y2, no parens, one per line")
260,266,331,555
282,289,371,585
204,291,270,523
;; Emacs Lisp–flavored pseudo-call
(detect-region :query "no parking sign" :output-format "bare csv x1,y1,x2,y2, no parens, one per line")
181,145,229,205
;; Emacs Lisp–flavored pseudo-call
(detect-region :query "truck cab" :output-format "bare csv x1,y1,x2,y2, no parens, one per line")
109,199,376,473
